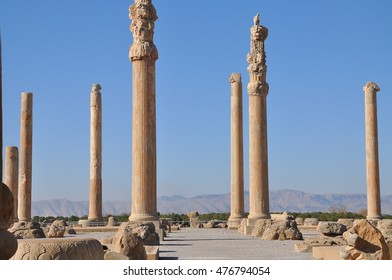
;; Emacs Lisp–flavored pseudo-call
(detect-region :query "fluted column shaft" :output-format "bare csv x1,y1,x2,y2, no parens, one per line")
129,0,158,221
88,84,103,221
18,92,33,222
247,14,270,221
5,147,18,221
228,73,244,225
363,82,381,219
248,93,270,220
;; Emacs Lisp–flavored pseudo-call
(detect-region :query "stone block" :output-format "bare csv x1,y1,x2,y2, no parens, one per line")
304,218,319,226
104,251,129,260
342,219,390,260
244,225,254,236
145,245,159,260
317,222,347,236
47,220,66,238
337,218,354,229
312,246,345,260
9,221,45,239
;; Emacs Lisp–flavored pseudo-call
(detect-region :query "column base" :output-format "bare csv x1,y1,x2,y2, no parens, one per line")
247,213,271,221
227,215,244,229
366,215,382,220
128,214,159,222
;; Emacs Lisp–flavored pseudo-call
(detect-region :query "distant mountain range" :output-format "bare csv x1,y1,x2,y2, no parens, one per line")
31,189,392,217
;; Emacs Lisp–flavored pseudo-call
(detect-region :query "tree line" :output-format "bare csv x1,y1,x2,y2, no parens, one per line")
31,209,392,224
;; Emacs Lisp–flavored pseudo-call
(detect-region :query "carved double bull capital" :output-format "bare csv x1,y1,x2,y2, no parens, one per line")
129,0,158,62
247,14,269,97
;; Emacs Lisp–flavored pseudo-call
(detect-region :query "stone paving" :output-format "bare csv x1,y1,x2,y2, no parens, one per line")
159,227,314,260
77,227,316,260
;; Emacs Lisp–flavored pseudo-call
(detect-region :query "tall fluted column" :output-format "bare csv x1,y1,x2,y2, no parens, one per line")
247,14,270,221
5,147,18,221
129,0,158,221
18,92,33,222
88,84,103,221
228,73,244,227
363,82,382,220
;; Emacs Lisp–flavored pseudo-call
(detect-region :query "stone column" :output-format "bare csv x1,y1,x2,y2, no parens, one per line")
5,146,18,221
228,73,244,228
88,84,103,221
363,82,382,220
18,92,33,222
129,0,159,221
247,14,271,221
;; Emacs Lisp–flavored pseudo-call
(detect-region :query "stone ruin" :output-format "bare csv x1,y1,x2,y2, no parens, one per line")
251,212,303,240
1,0,390,262
295,219,392,260
101,222,159,260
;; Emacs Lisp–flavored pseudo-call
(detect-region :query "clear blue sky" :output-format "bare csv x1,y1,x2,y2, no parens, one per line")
1,0,391,201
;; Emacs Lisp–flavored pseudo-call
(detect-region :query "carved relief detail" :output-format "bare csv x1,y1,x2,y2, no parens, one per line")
11,238,104,260
129,0,158,61
247,14,269,97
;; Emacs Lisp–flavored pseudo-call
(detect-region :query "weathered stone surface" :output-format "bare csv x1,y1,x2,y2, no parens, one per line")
337,218,354,229
363,82,382,219
104,251,129,260
187,211,199,218
304,218,319,226
18,92,33,222
294,236,347,253
0,182,14,231
247,14,270,221
252,219,303,240
67,226,76,235
132,222,159,245
111,222,159,260
0,231,18,260
145,245,159,260
217,223,227,228
5,147,19,221
317,222,347,236
341,219,390,260
295,217,304,226
377,219,392,241
9,221,45,239
189,217,199,228
47,220,66,238
11,237,104,260
205,220,218,229
238,218,247,233
108,216,116,227
228,73,244,228
128,0,159,222
252,219,271,237
271,212,293,221
89,84,103,221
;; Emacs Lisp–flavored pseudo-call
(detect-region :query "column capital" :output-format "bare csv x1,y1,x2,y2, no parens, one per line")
247,14,268,98
363,81,380,94
91,84,102,93
248,81,269,97
129,0,158,62
229,73,241,84
6,146,18,160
